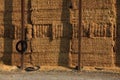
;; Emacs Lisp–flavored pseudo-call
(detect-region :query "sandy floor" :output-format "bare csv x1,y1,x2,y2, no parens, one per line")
0,64,120,80
0,71,120,80
1,63,120,73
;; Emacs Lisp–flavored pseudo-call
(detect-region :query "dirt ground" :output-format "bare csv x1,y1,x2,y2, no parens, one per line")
0,70,120,80
0,64,120,80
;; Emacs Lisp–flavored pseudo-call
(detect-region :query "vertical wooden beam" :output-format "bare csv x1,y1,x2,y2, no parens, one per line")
21,0,25,70
78,0,82,71
21,0,25,40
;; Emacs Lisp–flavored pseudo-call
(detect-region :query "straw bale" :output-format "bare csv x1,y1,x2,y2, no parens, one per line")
31,0,67,9
82,0,113,9
31,10,69,24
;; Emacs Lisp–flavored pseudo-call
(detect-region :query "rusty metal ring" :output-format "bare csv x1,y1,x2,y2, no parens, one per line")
16,40,27,53
25,66,40,71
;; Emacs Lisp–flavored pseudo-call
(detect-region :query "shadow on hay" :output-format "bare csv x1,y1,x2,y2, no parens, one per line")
115,0,120,67
2,0,14,65
58,0,73,67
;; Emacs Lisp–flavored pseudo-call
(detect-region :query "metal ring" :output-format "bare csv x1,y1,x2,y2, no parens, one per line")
25,66,40,71
16,40,27,53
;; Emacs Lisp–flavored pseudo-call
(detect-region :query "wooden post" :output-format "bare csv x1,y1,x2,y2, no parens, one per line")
21,0,25,70
78,0,82,71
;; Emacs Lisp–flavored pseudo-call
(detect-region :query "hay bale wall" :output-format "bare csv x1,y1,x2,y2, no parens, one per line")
0,0,119,68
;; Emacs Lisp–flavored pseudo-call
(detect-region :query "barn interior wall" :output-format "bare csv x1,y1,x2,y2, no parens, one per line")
0,0,118,68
